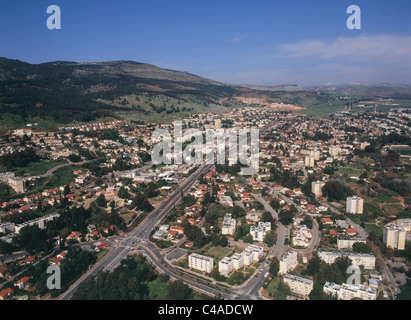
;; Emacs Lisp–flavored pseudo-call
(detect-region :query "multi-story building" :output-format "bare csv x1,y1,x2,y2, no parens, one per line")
337,237,366,250
218,256,233,276
318,251,376,269
329,146,340,157
188,253,213,273
304,155,315,167
283,274,313,297
0,172,26,193
346,196,364,214
311,180,323,197
279,250,298,274
231,253,243,270
323,282,377,300
14,213,60,234
221,214,236,235
250,221,271,242
383,223,407,250
218,244,263,276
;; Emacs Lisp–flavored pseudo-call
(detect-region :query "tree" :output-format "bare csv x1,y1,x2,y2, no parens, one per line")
63,184,71,196
322,180,353,201
264,230,276,247
261,211,275,224
132,193,154,212
279,210,294,225
68,154,82,162
352,242,372,254
144,182,158,198
301,217,313,229
306,253,321,276
269,257,280,277
167,280,193,300
118,186,130,199
14,225,50,253
95,193,107,207
270,198,281,210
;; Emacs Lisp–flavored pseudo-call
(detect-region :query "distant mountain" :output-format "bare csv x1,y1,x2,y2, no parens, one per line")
0,58,242,126
307,83,411,98
240,84,306,92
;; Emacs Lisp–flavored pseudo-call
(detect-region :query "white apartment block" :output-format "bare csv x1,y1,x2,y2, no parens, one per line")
311,180,323,197
304,155,315,167
323,282,377,300
188,253,213,273
329,146,340,157
218,256,233,276
279,250,298,275
250,221,271,242
383,223,407,250
0,172,27,193
218,244,264,276
346,196,364,214
318,251,376,269
221,213,236,235
231,253,243,270
337,237,366,250
310,149,321,161
14,213,60,234
283,274,313,297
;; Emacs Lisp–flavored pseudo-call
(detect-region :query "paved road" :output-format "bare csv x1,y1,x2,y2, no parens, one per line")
30,159,94,180
59,164,213,300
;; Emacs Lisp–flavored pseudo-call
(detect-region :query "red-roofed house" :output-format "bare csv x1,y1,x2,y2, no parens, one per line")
14,276,32,290
346,228,357,236
0,288,13,300
170,226,184,235
321,218,333,225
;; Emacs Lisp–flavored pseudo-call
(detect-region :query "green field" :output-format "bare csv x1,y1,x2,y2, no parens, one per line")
205,246,234,261
364,223,383,238
0,159,67,177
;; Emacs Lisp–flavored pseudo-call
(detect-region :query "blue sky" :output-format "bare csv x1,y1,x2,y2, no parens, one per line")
0,0,410,86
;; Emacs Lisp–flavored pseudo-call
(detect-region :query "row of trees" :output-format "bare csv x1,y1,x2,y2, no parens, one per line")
0,147,40,169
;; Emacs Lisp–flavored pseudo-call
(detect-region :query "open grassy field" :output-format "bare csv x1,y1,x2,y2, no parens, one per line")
0,159,67,177
205,246,234,261
364,223,384,238
148,277,169,300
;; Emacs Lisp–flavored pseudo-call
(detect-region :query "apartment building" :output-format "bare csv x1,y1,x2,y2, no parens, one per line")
329,146,341,157
311,180,323,197
188,253,214,273
283,274,313,298
318,251,376,269
250,221,271,242
218,256,233,276
304,155,315,167
218,244,264,276
14,213,60,234
323,282,377,300
383,223,407,250
337,237,366,250
221,213,236,235
346,196,364,214
279,250,298,274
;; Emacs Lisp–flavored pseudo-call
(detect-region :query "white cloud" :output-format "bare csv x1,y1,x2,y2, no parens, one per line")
274,34,411,64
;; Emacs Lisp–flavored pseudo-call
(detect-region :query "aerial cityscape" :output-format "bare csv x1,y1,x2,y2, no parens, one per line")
0,0,410,311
